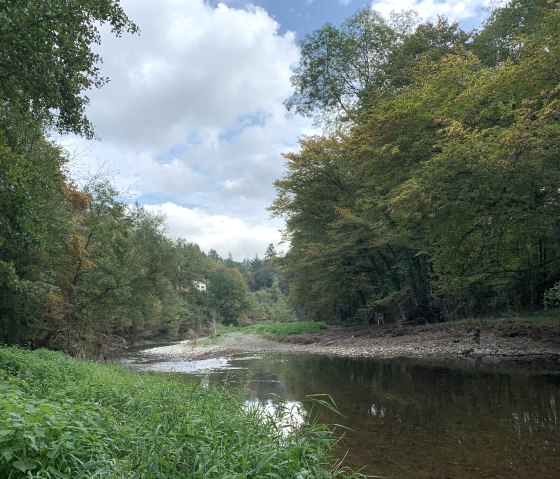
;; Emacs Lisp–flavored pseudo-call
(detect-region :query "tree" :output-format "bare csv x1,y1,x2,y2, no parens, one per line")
285,8,396,123
51,183,182,355
207,249,223,263
385,16,469,89
389,6,560,313
0,132,71,344
207,267,252,325
273,2,560,323
265,243,277,261
0,0,138,137
271,135,360,320
472,0,551,66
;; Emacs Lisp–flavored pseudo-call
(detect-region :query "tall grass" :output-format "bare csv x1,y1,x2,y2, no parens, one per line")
221,321,328,337
0,347,359,478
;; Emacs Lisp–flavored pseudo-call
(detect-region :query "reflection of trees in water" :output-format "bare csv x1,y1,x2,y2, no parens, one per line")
203,354,560,479
245,398,306,435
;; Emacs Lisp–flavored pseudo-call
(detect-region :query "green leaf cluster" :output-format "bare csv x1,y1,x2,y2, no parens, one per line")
273,0,560,322
0,0,268,353
0,0,138,137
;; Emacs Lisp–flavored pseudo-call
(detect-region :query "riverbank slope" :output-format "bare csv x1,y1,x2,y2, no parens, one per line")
143,320,560,368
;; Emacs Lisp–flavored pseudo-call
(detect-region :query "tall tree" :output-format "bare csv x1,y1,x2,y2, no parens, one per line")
273,2,560,322
385,16,469,89
472,0,552,66
0,0,138,137
0,131,71,344
206,267,252,326
285,9,396,123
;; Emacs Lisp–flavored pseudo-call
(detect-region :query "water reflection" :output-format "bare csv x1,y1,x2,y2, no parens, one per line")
122,353,560,478
245,398,306,435
135,357,230,373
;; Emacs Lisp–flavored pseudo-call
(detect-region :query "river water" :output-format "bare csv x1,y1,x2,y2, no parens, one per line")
121,352,560,478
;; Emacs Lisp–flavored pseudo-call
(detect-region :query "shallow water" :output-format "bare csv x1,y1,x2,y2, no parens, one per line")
122,352,560,478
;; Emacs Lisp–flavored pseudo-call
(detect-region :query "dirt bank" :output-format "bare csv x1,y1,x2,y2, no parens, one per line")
142,321,560,369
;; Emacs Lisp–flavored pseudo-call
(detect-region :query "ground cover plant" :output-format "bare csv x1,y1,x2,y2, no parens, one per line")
221,321,328,337
0,347,359,478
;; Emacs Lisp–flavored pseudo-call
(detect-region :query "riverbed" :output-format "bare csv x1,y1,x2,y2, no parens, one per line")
120,343,560,478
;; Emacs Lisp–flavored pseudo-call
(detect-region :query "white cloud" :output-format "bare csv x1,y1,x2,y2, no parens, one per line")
371,0,491,21
88,1,299,151
63,0,308,258
145,202,284,260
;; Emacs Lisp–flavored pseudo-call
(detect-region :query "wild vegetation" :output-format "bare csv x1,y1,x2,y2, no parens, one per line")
272,0,560,324
0,1,296,356
1,2,557,476
0,346,358,478
2,0,559,356
221,321,328,337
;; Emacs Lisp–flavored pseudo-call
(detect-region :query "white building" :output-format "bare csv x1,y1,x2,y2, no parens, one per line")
192,280,206,292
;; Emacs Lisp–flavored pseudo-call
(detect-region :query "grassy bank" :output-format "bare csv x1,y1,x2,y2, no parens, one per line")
221,321,328,337
0,347,357,478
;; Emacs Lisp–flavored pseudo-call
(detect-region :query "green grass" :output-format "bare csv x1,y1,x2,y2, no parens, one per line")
221,321,328,337
0,347,359,479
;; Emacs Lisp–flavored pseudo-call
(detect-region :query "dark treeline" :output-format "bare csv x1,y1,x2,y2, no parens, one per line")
0,0,294,357
271,0,560,323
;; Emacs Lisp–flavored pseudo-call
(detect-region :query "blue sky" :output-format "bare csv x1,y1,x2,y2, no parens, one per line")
223,0,492,35
221,0,374,35
65,0,495,260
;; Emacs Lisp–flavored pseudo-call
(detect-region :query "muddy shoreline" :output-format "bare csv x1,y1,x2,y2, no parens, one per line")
140,322,560,370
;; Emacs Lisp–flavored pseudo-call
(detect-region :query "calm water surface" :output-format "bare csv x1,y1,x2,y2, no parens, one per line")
123,352,560,478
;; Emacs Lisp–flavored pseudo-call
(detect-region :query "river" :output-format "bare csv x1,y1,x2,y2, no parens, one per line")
121,351,560,478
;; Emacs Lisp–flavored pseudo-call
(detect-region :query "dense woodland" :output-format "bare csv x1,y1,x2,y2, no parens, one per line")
1,0,559,356
271,0,560,324
0,0,294,356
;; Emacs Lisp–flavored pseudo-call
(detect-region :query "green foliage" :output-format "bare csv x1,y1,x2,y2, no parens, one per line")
0,0,138,137
385,16,469,89
0,347,358,478
286,8,396,122
0,0,272,353
206,267,252,326
544,283,560,309
273,1,560,323
0,121,71,345
254,286,299,323
472,0,552,66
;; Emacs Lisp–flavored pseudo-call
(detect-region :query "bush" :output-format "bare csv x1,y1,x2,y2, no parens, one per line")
544,282,560,309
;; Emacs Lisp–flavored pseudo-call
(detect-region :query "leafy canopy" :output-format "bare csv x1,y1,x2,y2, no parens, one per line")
0,0,138,138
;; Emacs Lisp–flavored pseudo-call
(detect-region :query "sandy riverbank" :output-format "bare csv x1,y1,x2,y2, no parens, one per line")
141,322,560,369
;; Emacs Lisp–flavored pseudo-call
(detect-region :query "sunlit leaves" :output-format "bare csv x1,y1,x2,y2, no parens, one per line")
274,1,560,321
285,9,395,123
0,0,138,137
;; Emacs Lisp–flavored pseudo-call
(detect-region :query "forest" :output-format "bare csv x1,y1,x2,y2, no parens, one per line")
0,1,294,357
1,0,559,358
272,0,560,324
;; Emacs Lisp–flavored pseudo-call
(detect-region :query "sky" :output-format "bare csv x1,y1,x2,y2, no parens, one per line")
64,0,495,260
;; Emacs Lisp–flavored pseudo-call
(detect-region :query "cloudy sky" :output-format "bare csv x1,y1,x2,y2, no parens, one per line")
65,0,494,260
